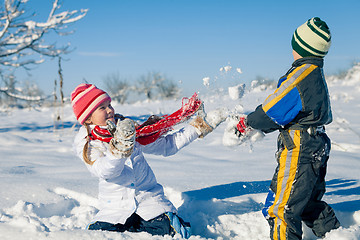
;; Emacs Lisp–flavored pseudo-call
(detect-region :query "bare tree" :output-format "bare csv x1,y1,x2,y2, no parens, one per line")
103,72,130,104
136,71,180,101
136,71,159,100
157,76,180,99
250,76,276,91
57,57,64,104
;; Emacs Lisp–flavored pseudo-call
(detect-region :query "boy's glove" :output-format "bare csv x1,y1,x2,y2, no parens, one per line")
222,114,264,146
106,118,136,158
236,116,250,136
190,105,228,138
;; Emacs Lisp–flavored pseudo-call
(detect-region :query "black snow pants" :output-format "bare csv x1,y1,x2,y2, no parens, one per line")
263,129,340,240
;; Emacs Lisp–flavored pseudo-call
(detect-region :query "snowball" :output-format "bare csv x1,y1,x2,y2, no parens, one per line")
206,107,229,128
220,65,232,72
203,77,210,87
222,114,265,147
354,210,360,224
228,84,245,100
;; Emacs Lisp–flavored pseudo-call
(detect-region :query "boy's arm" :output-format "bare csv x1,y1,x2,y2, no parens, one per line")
246,69,305,133
247,105,281,133
225,83,301,144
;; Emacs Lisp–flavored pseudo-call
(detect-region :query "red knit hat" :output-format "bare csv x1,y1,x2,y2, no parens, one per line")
71,84,111,125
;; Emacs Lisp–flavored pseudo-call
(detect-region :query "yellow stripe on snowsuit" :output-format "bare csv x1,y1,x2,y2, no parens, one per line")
262,64,318,113
268,130,301,240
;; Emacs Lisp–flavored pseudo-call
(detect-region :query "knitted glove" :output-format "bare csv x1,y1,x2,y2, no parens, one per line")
190,105,228,138
106,118,136,158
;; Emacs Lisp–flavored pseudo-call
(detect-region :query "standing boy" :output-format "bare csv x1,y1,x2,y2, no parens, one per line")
232,17,340,239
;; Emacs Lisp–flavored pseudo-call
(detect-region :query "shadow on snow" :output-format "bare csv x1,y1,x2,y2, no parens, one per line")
178,180,270,238
326,178,360,212
177,178,360,238
0,121,76,133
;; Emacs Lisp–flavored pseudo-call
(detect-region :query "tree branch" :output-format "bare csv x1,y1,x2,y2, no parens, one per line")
0,0,87,68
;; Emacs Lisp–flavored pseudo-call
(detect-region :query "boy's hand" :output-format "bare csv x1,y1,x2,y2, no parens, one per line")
107,118,136,158
236,116,249,136
222,114,264,146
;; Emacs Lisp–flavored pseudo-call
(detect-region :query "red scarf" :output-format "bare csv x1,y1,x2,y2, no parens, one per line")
89,93,202,145
89,115,169,145
90,126,113,143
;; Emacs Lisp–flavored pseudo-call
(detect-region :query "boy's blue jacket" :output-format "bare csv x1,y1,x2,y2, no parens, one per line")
247,57,332,132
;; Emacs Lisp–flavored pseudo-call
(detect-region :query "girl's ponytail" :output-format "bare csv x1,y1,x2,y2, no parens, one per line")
83,124,95,165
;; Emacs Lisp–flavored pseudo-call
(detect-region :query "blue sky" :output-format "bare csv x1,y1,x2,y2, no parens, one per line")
16,0,360,97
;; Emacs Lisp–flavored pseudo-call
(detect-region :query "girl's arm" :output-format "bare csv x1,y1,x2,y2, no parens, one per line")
74,127,127,179
141,107,227,156
86,145,127,180
141,125,199,156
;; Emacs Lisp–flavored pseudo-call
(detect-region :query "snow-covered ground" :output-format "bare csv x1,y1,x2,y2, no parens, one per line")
1,63,360,239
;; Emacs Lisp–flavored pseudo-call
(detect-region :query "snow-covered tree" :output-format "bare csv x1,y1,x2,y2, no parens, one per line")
0,0,87,69
0,0,87,105
0,73,44,107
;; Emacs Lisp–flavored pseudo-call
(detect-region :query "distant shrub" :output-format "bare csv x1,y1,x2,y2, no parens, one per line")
250,76,276,92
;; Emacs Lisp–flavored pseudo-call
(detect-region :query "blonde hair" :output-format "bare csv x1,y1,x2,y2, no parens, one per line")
83,123,95,165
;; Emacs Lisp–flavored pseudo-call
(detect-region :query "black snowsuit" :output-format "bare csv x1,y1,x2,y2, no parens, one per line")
247,57,340,239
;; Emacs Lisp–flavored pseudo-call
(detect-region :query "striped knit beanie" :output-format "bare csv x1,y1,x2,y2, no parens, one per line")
291,17,331,58
71,84,111,125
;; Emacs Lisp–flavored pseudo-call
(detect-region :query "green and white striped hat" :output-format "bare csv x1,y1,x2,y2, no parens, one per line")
291,17,331,58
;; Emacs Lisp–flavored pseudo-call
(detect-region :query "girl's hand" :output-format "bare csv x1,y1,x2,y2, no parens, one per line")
107,118,136,158
190,106,228,138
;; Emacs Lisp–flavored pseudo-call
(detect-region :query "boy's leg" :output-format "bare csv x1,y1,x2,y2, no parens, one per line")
301,155,340,237
265,130,317,240
262,188,276,238
264,132,340,239
267,163,320,240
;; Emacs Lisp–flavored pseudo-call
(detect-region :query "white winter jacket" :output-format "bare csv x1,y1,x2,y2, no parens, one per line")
74,124,199,224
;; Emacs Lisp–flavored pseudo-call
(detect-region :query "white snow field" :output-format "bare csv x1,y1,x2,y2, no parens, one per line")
1,63,360,239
